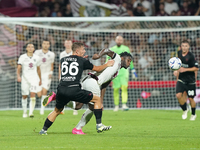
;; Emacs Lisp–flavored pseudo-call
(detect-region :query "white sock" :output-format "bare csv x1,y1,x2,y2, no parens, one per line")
21,98,27,114
40,95,46,114
75,109,93,130
66,101,76,109
29,97,36,116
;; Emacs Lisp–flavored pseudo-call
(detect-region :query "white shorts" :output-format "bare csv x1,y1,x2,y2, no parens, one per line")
37,74,52,92
82,77,100,97
21,77,38,95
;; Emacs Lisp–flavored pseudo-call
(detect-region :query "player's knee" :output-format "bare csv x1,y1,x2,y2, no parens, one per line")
176,93,182,99
22,95,28,99
88,103,94,111
75,103,84,110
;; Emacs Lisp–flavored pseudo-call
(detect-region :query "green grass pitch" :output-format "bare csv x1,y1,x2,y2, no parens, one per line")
0,109,200,150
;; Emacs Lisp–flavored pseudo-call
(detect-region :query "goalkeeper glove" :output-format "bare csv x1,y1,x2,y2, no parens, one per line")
131,68,138,79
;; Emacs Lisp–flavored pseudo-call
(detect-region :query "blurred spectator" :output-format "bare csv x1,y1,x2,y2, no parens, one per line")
180,0,195,16
156,3,169,16
164,0,179,15
138,50,154,80
133,0,152,16
195,1,200,16
133,3,145,16
51,2,60,17
62,3,73,17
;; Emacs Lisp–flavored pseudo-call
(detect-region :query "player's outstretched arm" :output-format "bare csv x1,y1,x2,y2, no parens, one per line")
92,48,115,60
92,60,115,72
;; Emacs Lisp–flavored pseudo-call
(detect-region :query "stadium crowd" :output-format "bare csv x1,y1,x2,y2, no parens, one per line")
29,0,200,17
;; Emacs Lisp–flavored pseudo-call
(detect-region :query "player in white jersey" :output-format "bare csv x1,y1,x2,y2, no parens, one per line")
59,39,78,115
34,39,55,115
43,49,132,134
17,43,41,118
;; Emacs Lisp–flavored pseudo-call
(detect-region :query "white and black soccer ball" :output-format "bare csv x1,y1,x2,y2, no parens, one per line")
168,57,182,71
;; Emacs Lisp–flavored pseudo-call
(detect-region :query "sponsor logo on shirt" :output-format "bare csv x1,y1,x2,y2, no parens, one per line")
42,58,46,62
29,63,33,68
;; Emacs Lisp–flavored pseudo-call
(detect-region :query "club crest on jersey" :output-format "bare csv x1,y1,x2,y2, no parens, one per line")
29,63,33,68
42,58,46,62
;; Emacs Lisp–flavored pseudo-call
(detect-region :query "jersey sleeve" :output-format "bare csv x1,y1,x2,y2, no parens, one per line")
17,55,23,65
83,59,94,70
190,54,198,68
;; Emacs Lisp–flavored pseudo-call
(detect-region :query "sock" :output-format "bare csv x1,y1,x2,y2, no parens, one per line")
21,98,27,114
29,97,36,116
121,85,128,104
192,107,196,115
40,95,46,113
94,109,102,124
43,118,53,131
75,109,93,130
180,102,187,111
113,88,120,106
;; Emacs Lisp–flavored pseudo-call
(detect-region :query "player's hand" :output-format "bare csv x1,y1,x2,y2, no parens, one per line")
131,68,138,80
173,71,179,77
106,60,115,67
17,76,21,82
49,74,52,79
83,55,88,59
39,80,42,86
178,67,186,73
92,54,100,60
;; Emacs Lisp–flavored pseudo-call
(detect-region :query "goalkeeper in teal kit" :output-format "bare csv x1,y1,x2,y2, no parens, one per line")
106,36,137,111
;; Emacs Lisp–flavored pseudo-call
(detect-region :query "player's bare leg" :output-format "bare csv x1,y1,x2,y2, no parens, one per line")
29,92,36,117
188,97,197,121
22,95,28,118
176,92,188,119
39,107,63,135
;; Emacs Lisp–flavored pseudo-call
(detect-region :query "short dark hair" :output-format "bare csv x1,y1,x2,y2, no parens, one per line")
72,42,84,52
181,40,190,46
42,38,50,44
120,52,133,60
26,43,34,48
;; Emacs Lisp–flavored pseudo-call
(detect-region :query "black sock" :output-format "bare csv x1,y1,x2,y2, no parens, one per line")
94,109,102,124
180,103,187,111
43,118,53,131
192,107,196,115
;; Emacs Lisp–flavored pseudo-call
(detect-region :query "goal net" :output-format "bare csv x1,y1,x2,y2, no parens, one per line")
0,17,200,110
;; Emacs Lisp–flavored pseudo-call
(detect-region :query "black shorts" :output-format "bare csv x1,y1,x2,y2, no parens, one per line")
176,81,196,98
55,85,93,109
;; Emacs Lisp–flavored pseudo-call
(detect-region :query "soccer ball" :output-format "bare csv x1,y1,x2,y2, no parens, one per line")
168,57,182,71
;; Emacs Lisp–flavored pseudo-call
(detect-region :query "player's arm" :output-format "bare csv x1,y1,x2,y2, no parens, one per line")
126,47,138,79
195,71,198,81
17,64,22,82
37,66,42,86
92,48,115,60
49,63,54,79
92,60,114,72
179,67,199,73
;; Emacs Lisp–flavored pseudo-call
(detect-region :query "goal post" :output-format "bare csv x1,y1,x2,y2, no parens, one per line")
0,16,200,110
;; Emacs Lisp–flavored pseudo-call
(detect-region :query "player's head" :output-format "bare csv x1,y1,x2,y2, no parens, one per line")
26,43,35,53
181,40,190,53
72,42,85,57
115,35,123,47
42,38,50,51
120,52,133,69
64,39,72,49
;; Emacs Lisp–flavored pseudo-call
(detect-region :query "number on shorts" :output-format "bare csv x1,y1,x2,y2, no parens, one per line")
61,62,79,76
188,90,194,96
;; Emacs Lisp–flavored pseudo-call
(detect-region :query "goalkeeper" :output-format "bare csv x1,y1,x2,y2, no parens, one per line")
106,35,137,111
